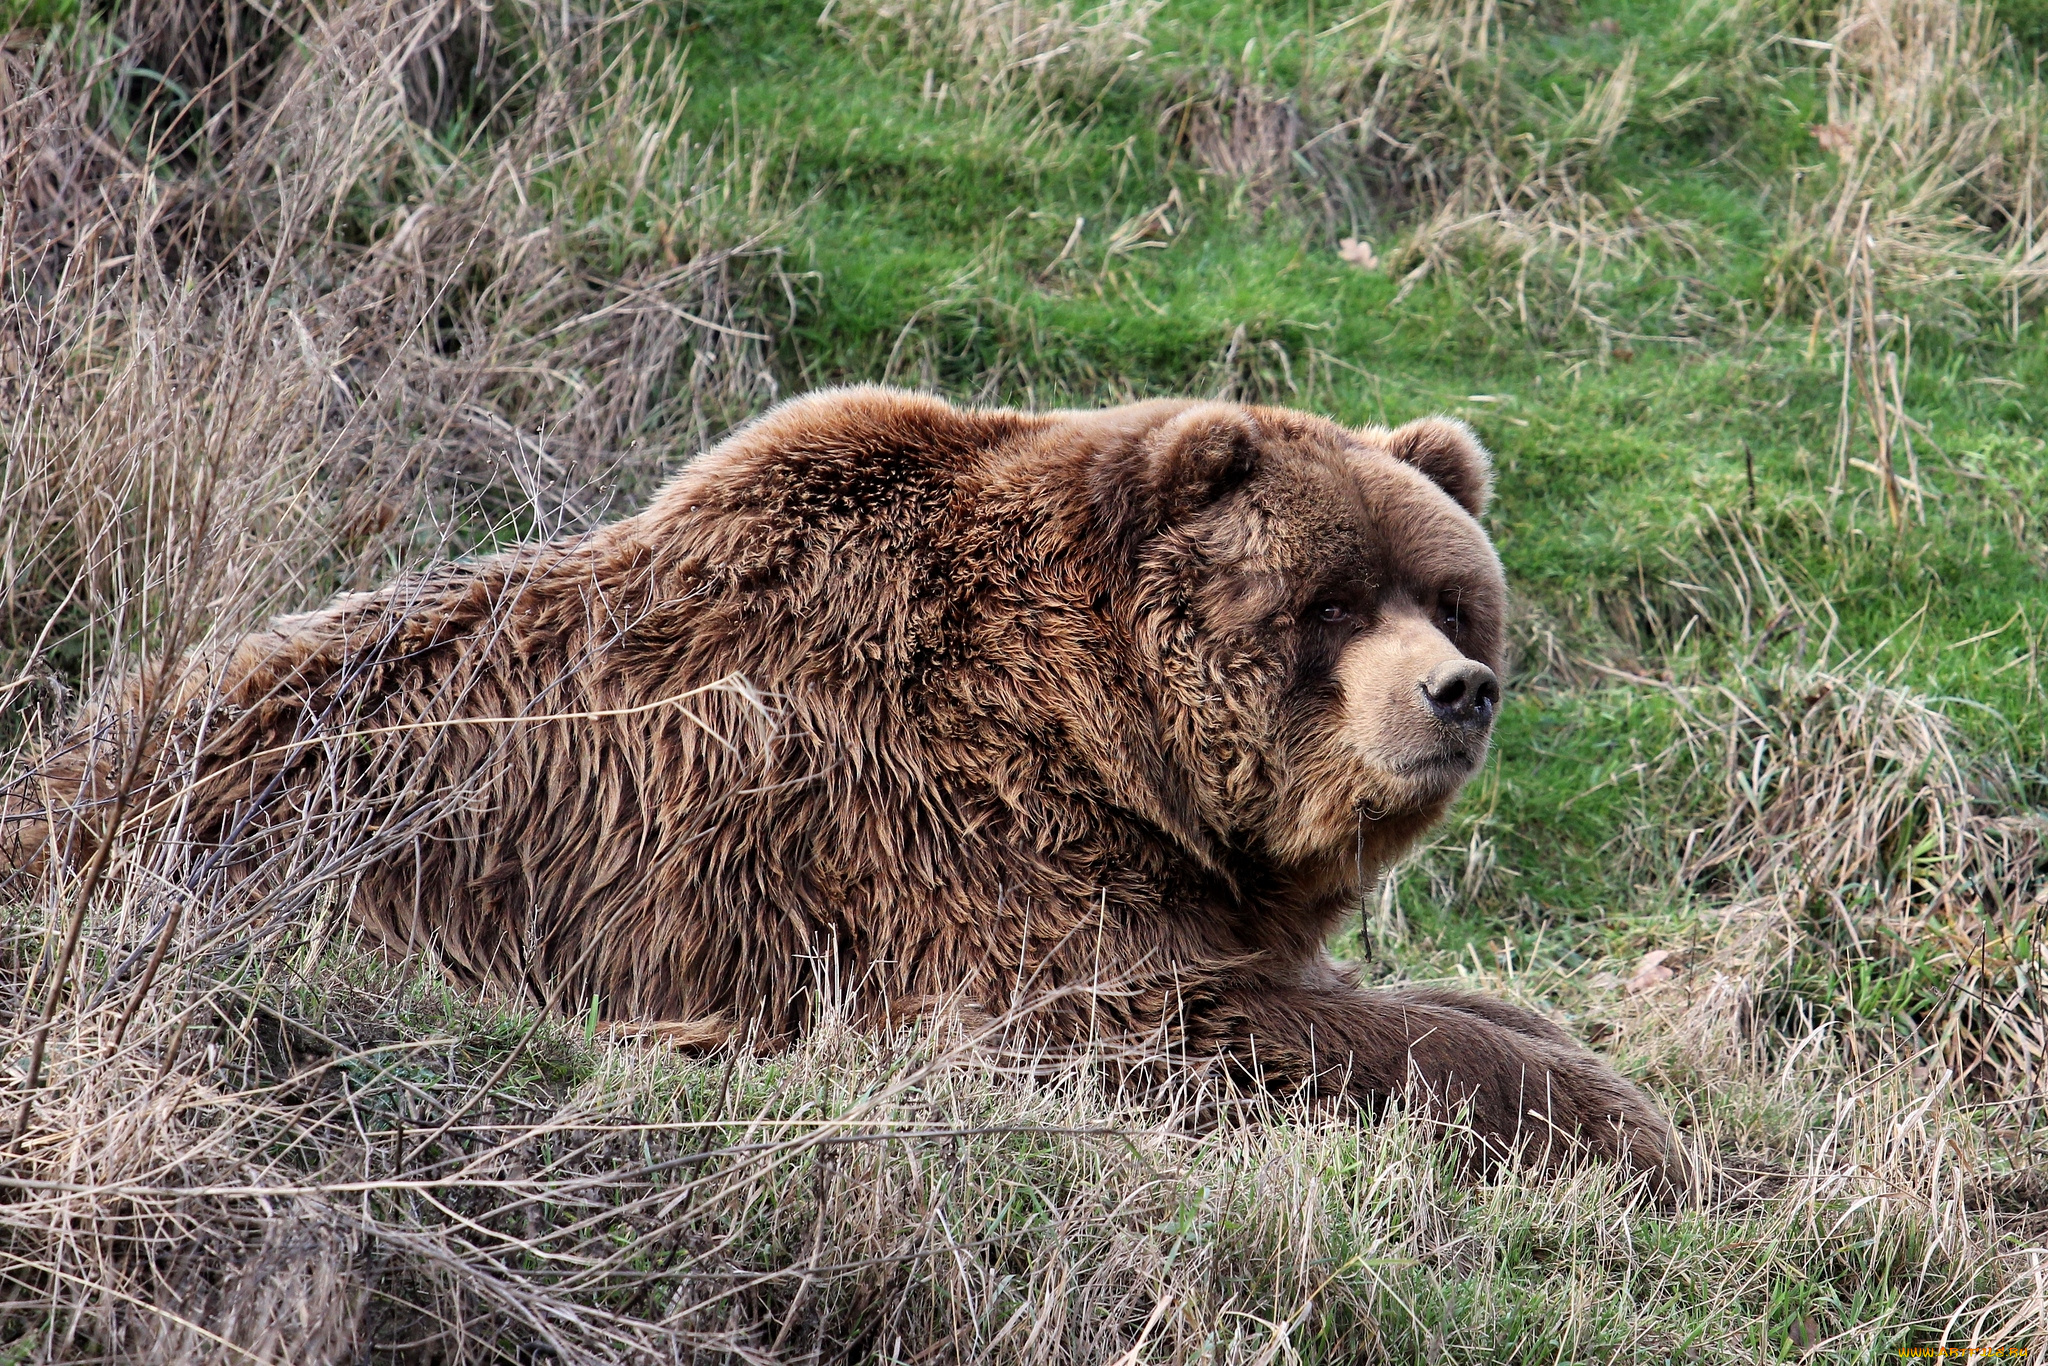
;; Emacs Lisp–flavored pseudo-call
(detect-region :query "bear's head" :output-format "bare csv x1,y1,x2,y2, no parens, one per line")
1099,403,1505,874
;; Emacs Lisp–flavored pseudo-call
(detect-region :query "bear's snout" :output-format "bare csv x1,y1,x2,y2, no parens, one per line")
1419,659,1499,730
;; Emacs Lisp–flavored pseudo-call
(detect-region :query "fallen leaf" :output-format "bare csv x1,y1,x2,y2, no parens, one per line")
1624,949,1677,995
1338,237,1380,270
1810,122,1856,156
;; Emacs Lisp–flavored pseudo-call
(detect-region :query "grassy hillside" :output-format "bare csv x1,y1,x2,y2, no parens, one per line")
0,0,2044,1359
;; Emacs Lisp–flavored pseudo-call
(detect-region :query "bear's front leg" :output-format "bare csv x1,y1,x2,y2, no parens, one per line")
1195,980,1682,1192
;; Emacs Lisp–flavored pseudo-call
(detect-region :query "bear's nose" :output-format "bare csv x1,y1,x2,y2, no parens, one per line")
1420,660,1499,727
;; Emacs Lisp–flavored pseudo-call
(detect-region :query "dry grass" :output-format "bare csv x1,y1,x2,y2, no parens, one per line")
1663,661,2046,1097
1774,0,2048,317
1173,71,1308,219
0,12,803,1348
0,911,2037,1362
0,0,790,696
1327,1,1653,244
1759,0,2048,513
826,0,1163,111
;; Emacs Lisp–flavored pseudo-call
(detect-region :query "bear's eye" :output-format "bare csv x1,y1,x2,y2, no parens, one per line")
1437,594,1466,632
1313,602,1350,624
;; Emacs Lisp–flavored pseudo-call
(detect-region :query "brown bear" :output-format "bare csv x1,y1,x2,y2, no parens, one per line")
8,386,1675,1183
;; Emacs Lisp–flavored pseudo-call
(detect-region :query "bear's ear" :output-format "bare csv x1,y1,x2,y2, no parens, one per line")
1110,405,1263,532
1386,416,1492,519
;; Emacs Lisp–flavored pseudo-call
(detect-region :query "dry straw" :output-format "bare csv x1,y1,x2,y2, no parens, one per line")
825,0,1165,110
1772,0,2048,510
0,0,790,685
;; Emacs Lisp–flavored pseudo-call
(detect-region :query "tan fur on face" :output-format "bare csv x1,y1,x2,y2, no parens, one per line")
3,386,1678,1190
1144,410,1507,868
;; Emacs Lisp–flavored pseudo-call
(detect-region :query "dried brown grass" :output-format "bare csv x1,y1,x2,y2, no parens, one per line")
1761,0,2048,513
0,0,790,699
1337,0,2048,329
0,9,803,1345
1664,660,2048,1097
825,0,1163,111
1775,0,2048,317
0,908,2034,1362
1173,71,1308,219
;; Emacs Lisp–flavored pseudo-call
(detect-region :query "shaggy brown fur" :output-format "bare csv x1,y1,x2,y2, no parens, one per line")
7,387,1677,1184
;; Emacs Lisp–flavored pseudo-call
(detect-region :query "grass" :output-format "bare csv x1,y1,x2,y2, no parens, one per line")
0,0,2045,1358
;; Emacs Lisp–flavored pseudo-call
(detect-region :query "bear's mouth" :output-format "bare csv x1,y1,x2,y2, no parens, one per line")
1375,746,1489,804
1395,745,1485,777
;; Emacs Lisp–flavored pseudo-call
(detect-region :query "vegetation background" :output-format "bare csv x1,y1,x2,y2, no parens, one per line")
0,0,2044,1358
